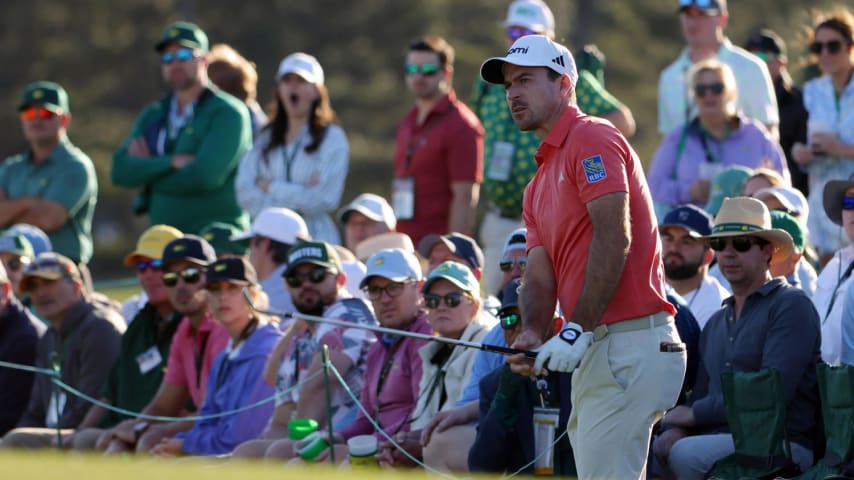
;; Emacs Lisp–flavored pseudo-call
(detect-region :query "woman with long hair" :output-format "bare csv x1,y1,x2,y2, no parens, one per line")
792,9,854,264
236,53,348,244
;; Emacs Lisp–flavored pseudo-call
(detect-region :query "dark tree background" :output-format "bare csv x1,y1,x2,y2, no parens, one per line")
0,0,843,278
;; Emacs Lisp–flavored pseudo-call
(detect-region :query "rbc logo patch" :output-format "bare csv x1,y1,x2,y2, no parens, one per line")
581,155,607,183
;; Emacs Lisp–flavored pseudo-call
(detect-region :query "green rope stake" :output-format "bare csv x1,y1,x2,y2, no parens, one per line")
321,344,335,464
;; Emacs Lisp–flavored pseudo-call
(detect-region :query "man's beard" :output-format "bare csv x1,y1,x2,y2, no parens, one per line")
294,298,325,317
664,256,703,280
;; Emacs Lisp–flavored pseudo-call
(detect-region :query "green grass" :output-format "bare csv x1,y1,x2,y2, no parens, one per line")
97,281,141,304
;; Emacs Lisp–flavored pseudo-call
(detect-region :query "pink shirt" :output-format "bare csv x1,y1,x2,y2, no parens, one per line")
163,312,230,409
523,106,674,326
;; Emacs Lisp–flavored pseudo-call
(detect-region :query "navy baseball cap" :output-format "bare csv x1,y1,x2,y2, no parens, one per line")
417,232,484,270
161,235,217,268
206,257,258,286
660,204,714,238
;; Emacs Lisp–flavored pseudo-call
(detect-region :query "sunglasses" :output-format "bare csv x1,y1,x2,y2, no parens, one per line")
161,48,198,65
20,107,60,121
424,291,471,309
2,256,30,272
162,267,202,287
843,196,854,210
136,259,162,273
694,82,725,97
285,267,330,288
507,26,538,42
499,311,521,330
679,0,716,7
809,40,847,55
499,257,527,273
404,63,441,76
363,281,414,301
707,236,767,253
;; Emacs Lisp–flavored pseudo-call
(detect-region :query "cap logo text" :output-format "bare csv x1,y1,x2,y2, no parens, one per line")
507,47,529,55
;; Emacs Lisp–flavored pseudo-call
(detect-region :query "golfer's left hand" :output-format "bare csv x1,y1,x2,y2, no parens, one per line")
533,322,592,373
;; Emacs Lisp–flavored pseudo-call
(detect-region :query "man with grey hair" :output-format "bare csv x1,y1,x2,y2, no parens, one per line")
1,253,124,448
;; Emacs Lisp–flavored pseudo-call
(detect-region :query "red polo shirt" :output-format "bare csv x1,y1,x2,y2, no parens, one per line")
393,89,484,244
523,106,673,326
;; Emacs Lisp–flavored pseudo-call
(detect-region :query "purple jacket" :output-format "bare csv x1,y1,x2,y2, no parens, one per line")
648,114,787,210
338,313,432,440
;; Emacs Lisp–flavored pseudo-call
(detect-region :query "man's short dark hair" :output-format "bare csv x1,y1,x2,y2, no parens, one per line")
409,35,455,69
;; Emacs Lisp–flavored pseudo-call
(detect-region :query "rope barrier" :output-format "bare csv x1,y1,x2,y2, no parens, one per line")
0,359,321,423
1,355,569,477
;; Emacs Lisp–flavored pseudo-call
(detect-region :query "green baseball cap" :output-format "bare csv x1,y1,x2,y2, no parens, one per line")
770,210,805,253
705,165,753,216
283,241,342,276
0,233,35,259
155,21,209,53
18,81,69,113
200,222,247,256
422,261,480,295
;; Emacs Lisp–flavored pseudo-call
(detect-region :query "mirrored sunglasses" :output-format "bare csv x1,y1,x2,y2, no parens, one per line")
162,267,202,287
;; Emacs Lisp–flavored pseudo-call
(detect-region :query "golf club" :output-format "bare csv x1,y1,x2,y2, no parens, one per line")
242,289,539,358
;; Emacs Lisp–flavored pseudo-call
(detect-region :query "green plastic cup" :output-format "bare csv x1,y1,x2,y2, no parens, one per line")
288,418,318,441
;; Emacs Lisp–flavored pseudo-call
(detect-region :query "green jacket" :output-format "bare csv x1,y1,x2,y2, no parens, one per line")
111,88,251,233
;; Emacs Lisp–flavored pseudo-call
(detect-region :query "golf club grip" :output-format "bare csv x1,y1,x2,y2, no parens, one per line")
481,343,539,358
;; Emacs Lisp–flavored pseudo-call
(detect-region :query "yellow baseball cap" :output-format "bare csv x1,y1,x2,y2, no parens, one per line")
123,224,183,266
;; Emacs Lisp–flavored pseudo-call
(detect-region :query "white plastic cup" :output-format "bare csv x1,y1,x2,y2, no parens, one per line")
347,435,378,468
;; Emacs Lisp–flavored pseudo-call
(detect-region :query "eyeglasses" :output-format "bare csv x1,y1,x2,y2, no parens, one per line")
162,267,202,287
285,267,330,288
136,259,162,273
363,281,414,301
694,82,725,97
2,256,30,272
20,107,60,121
424,291,471,309
499,257,527,273
809,40,847,55
843,196,854,210
507,26,538,42
707,236,767,253
161,48,198,65
499,311,521,330
404,63,441,76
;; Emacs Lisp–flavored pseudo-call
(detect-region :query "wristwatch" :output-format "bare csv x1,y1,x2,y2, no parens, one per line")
133,421,150,443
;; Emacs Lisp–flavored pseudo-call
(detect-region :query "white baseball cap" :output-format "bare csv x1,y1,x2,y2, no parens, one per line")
276,52,324,85
338,193,397,230
359,248,423,289
503,227,528,255
231,207,310,245
504,0,555,33
480,34,578,86
754,186,809,223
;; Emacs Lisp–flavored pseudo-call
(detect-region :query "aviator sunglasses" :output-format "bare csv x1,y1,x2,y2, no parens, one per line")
161,48,198,65
162,267,202,287
404,63,441,76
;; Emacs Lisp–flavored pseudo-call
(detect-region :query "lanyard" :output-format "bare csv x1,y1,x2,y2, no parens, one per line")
282,131,306,183
824,258,854,323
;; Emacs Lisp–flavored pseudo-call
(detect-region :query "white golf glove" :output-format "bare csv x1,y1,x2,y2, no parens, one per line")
533,322,593,373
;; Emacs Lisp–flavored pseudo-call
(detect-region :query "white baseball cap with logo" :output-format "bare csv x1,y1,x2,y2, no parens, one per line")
338,193,397,230
504,0,555,34
276,52,324,85
480,34,578,86
231,207,309,245
359,248,423,289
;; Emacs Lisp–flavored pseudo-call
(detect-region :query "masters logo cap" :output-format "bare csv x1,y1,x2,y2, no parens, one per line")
19,81,69,113
422,261,480,296
283,240,341,276
206,257,258,286
155,21,209,53
480,34,578,86
359,248,422,289
161,235,216,268
123,224,183,266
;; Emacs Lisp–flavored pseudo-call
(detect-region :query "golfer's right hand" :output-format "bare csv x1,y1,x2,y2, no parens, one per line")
508,329,542,376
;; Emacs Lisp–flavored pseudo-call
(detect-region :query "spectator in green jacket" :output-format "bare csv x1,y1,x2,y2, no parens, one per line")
111,21,251,234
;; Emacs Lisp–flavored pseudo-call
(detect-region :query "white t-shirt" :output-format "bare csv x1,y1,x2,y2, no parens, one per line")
672,275,730,330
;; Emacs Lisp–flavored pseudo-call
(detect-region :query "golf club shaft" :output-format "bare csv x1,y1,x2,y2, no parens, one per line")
243,290,538,358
